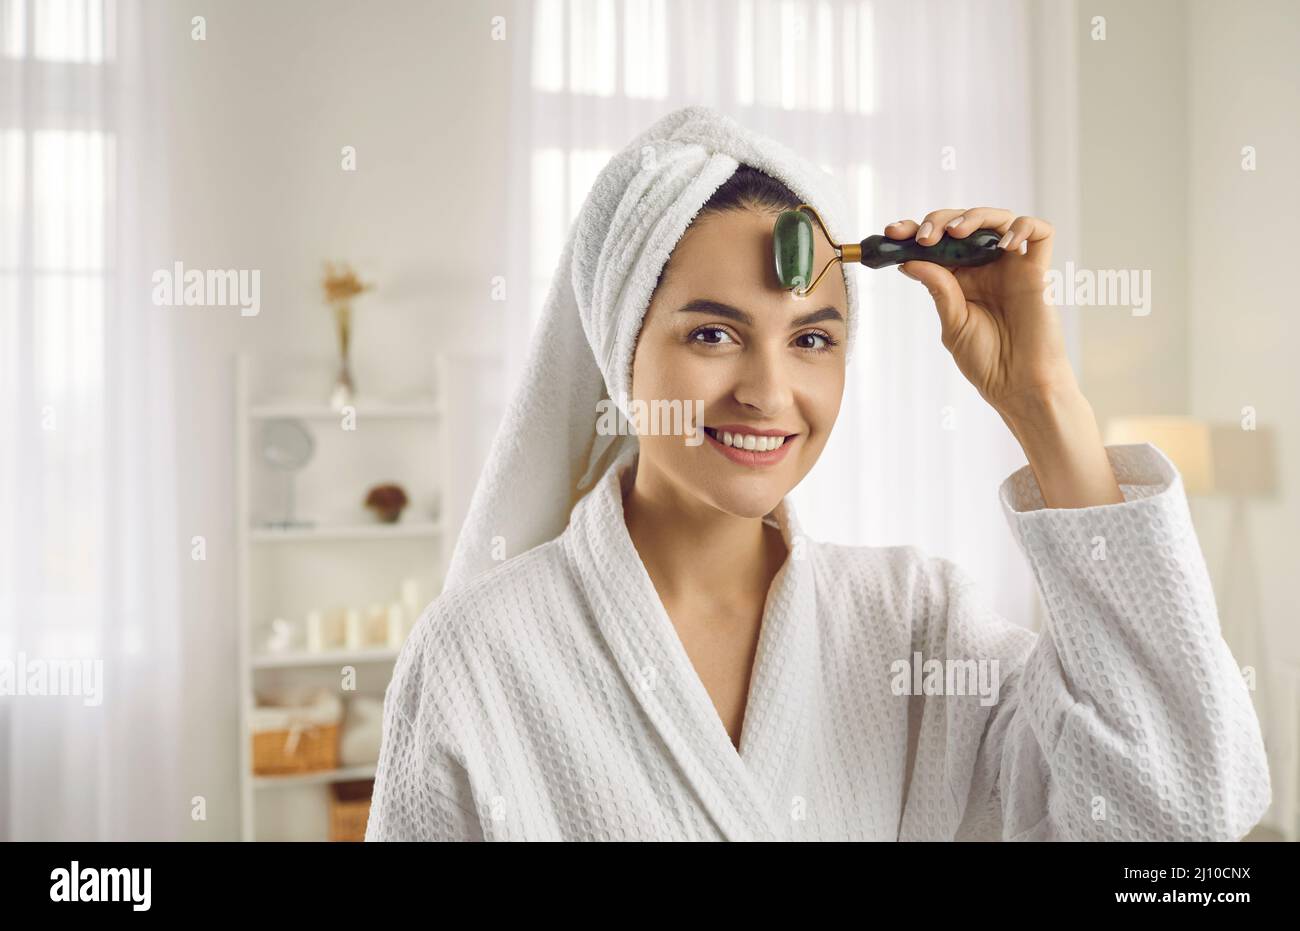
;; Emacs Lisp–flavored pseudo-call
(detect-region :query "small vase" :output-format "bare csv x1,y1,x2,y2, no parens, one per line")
330,301,354,411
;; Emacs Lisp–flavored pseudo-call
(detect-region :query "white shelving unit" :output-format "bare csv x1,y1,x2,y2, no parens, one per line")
250,401,443,421
235,352,447,841
251,646,401,670
249,521,443,543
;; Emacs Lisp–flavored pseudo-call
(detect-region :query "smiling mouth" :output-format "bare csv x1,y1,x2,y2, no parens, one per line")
702,426,795,451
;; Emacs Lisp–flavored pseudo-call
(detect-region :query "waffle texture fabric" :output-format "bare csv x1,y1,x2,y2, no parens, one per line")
367,442,1270,841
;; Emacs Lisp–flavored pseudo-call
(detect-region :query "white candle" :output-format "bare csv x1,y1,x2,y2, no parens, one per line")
400,578,420,615
344,608,364,650
305,610,325,653
367,602,385,646
386,603,405,648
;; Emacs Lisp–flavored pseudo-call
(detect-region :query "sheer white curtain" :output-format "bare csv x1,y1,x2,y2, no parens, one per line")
0,0,181,840
505,0,1052,622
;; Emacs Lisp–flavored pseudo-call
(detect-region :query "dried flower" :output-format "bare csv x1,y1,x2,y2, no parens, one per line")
322,261,374,304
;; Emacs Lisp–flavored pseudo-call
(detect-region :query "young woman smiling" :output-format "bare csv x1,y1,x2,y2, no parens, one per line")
367,108,1269,842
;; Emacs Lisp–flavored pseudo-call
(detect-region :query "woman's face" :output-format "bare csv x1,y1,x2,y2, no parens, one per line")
630,205,848,519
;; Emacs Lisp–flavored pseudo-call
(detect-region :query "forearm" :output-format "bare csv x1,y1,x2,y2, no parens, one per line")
999,387,1123,509
987,442,1271,839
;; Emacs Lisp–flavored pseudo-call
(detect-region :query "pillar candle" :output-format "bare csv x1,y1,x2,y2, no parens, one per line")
343,608,364,650
386,603,406,648
305,610,325,653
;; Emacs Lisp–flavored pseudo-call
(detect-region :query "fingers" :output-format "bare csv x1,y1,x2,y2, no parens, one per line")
998,214,1055,264
884,218,918,241
943,207,1015,238
883,210,965,243
889,208,1055,265
913,208,965,245
887,208,1008,244
898,260,968,351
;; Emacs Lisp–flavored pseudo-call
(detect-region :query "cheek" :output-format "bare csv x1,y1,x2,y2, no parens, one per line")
799,362,846,437
633,331,712,404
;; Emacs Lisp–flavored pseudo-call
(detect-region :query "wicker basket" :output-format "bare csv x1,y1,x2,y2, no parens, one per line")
252,722,339,775
251,688,343,775
329,779,374,842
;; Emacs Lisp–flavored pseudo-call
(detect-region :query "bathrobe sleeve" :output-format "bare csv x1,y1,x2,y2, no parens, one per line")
904,442,1271,841
365,623,483,842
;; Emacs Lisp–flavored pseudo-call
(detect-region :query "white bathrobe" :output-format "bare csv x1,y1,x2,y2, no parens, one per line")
365,442,1270,842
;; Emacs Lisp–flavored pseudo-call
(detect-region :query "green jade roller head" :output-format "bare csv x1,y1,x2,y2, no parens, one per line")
773,204,1007,296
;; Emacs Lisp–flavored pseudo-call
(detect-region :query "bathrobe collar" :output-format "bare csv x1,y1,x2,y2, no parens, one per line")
561,448,818,841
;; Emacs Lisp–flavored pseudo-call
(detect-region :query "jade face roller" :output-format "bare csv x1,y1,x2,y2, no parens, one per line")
773,204,1007,296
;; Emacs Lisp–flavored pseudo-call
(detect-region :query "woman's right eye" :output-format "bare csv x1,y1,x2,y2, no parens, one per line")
690,326,736,346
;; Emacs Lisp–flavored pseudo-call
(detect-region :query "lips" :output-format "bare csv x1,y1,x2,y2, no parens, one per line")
702,425,798,466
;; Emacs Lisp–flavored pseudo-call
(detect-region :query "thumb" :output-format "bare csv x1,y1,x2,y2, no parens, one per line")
899,261,967,349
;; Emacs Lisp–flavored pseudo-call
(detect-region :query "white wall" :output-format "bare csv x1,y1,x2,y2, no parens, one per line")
1074,0,1298,837
1186,0,1299,837
155,1,511,839
1076,0,1189,419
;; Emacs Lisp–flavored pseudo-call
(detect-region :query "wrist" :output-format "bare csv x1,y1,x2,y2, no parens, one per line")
998,383,1093,439
999,386,1124,508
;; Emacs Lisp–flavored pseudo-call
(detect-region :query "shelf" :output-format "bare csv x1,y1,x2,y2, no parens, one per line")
237,353,451,839
250,400,441,420
252,646,401,669
250,521,442,542
253,763,377,789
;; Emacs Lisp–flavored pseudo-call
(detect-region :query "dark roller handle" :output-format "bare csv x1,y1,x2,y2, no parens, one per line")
856,228,1006,269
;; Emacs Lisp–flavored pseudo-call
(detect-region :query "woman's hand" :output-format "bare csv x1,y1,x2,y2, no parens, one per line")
889,207,1123,508
886,207,1071,423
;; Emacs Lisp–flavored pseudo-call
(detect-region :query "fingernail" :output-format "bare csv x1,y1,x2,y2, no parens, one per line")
946,215,965,229
998,230,1014,249
887,220,905,227
897,264,914,278
917,221,933,241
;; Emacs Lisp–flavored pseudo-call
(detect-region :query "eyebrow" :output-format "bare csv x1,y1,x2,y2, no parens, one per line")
676,298,844,328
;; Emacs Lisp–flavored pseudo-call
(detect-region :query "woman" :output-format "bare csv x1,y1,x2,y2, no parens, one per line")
366,106,1269,841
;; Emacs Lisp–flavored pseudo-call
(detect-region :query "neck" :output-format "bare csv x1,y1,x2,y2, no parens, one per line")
622,455,787,605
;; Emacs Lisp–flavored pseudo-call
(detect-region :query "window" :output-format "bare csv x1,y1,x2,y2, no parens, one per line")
0,0,116,652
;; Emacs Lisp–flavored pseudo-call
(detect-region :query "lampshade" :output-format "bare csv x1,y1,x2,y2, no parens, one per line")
1104,416,1215,495
1209,424,1277,498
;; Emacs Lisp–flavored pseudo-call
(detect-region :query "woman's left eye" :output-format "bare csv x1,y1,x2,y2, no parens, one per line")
793,330,836,351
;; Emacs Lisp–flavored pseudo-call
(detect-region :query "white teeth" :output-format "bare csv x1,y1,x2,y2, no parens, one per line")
710,429,787,452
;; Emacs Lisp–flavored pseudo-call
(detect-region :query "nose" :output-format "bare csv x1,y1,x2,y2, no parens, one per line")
731,343,794,416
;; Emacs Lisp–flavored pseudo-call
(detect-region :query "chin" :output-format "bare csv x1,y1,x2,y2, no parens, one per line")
697,473,793,519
